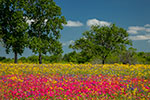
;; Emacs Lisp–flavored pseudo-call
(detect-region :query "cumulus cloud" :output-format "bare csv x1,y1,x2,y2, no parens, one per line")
64,20,83,27
26,19,83,27
44,19,48,24
128,26,145,31
23,17,34,25
127,30,138,34
128,24,150,41
87,19,111,27
26,19,35,25
27,19,48,25
145,24,150,27
127,26,145,34
146,28,150,32
24,16,48,25
127,24,150,34
129,35,150,40
62,40,75,46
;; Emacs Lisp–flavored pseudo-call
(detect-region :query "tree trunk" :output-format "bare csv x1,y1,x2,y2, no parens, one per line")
102,59,105,64
102,56,107,64
14,51,17,63
39,52,42,64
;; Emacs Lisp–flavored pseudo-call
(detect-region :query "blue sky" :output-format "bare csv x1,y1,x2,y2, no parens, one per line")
0,0,150,58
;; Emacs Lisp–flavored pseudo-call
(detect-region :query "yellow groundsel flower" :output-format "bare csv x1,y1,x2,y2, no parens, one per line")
18,79,23,82
9,76,17,80
141,98,146,100
0,63,149,78
133,88,137,95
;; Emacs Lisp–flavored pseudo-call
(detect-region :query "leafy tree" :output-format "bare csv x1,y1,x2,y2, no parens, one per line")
90,53,120,64
0,0,28,63
49,54,62,63
119,47,137,64
18,57,28,63
0,56,6,61
25,0,66,64
1,58,13,63
70,24,131,64
27,55,39,63
77,51,93,63
63,51,91,63
137,52,150,64
63,51,78,63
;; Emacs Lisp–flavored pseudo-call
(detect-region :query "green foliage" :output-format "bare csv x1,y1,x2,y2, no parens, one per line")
0,50,150,64
0,0,28,63
26,55,39,63
0,57,13,63
25,0,66,64
63,51,94,64
17,55,63,63
63,51,78,63
90,47,140,64
137,52,150,64
118,47,138,64
70,24,132,64
18,57,28,63
0,57,6,61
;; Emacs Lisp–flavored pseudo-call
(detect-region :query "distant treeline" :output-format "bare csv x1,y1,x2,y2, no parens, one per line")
0,50,150,64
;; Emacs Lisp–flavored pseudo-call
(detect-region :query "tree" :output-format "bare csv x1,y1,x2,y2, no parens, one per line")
70,24,131,64
25,0,66,64
0,56,6,61
119,47,137,64
137,52,150,64
27,55,39,63
0,0,28,63
18,57,28,63
63,51,78,63
63,51,92,63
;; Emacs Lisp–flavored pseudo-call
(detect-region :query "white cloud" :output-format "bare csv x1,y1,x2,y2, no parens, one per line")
147,40,150,43
44,19,48,24
23,16,34,25
129,35,150,40
62,40,75,46
127,26,145,34
87,19,111,27
127,30,138,34
127,24,150,34
146,28,150,32
128,26,145,31
145,24,150,27
27,19,48,25
26,19,35,25
64,20,83,27
24,16,48,25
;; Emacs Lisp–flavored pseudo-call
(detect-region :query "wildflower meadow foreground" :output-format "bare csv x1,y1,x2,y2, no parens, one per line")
0,63,150,100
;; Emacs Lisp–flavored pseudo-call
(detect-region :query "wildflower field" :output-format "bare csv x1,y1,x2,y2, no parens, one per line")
0,63,150,100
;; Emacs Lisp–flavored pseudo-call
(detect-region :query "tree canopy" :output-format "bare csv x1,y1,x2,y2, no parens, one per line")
0,0,28,63
25,0,66,64
70,24,132,64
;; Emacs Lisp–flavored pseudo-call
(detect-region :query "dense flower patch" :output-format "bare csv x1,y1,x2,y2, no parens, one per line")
0,63,150,99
